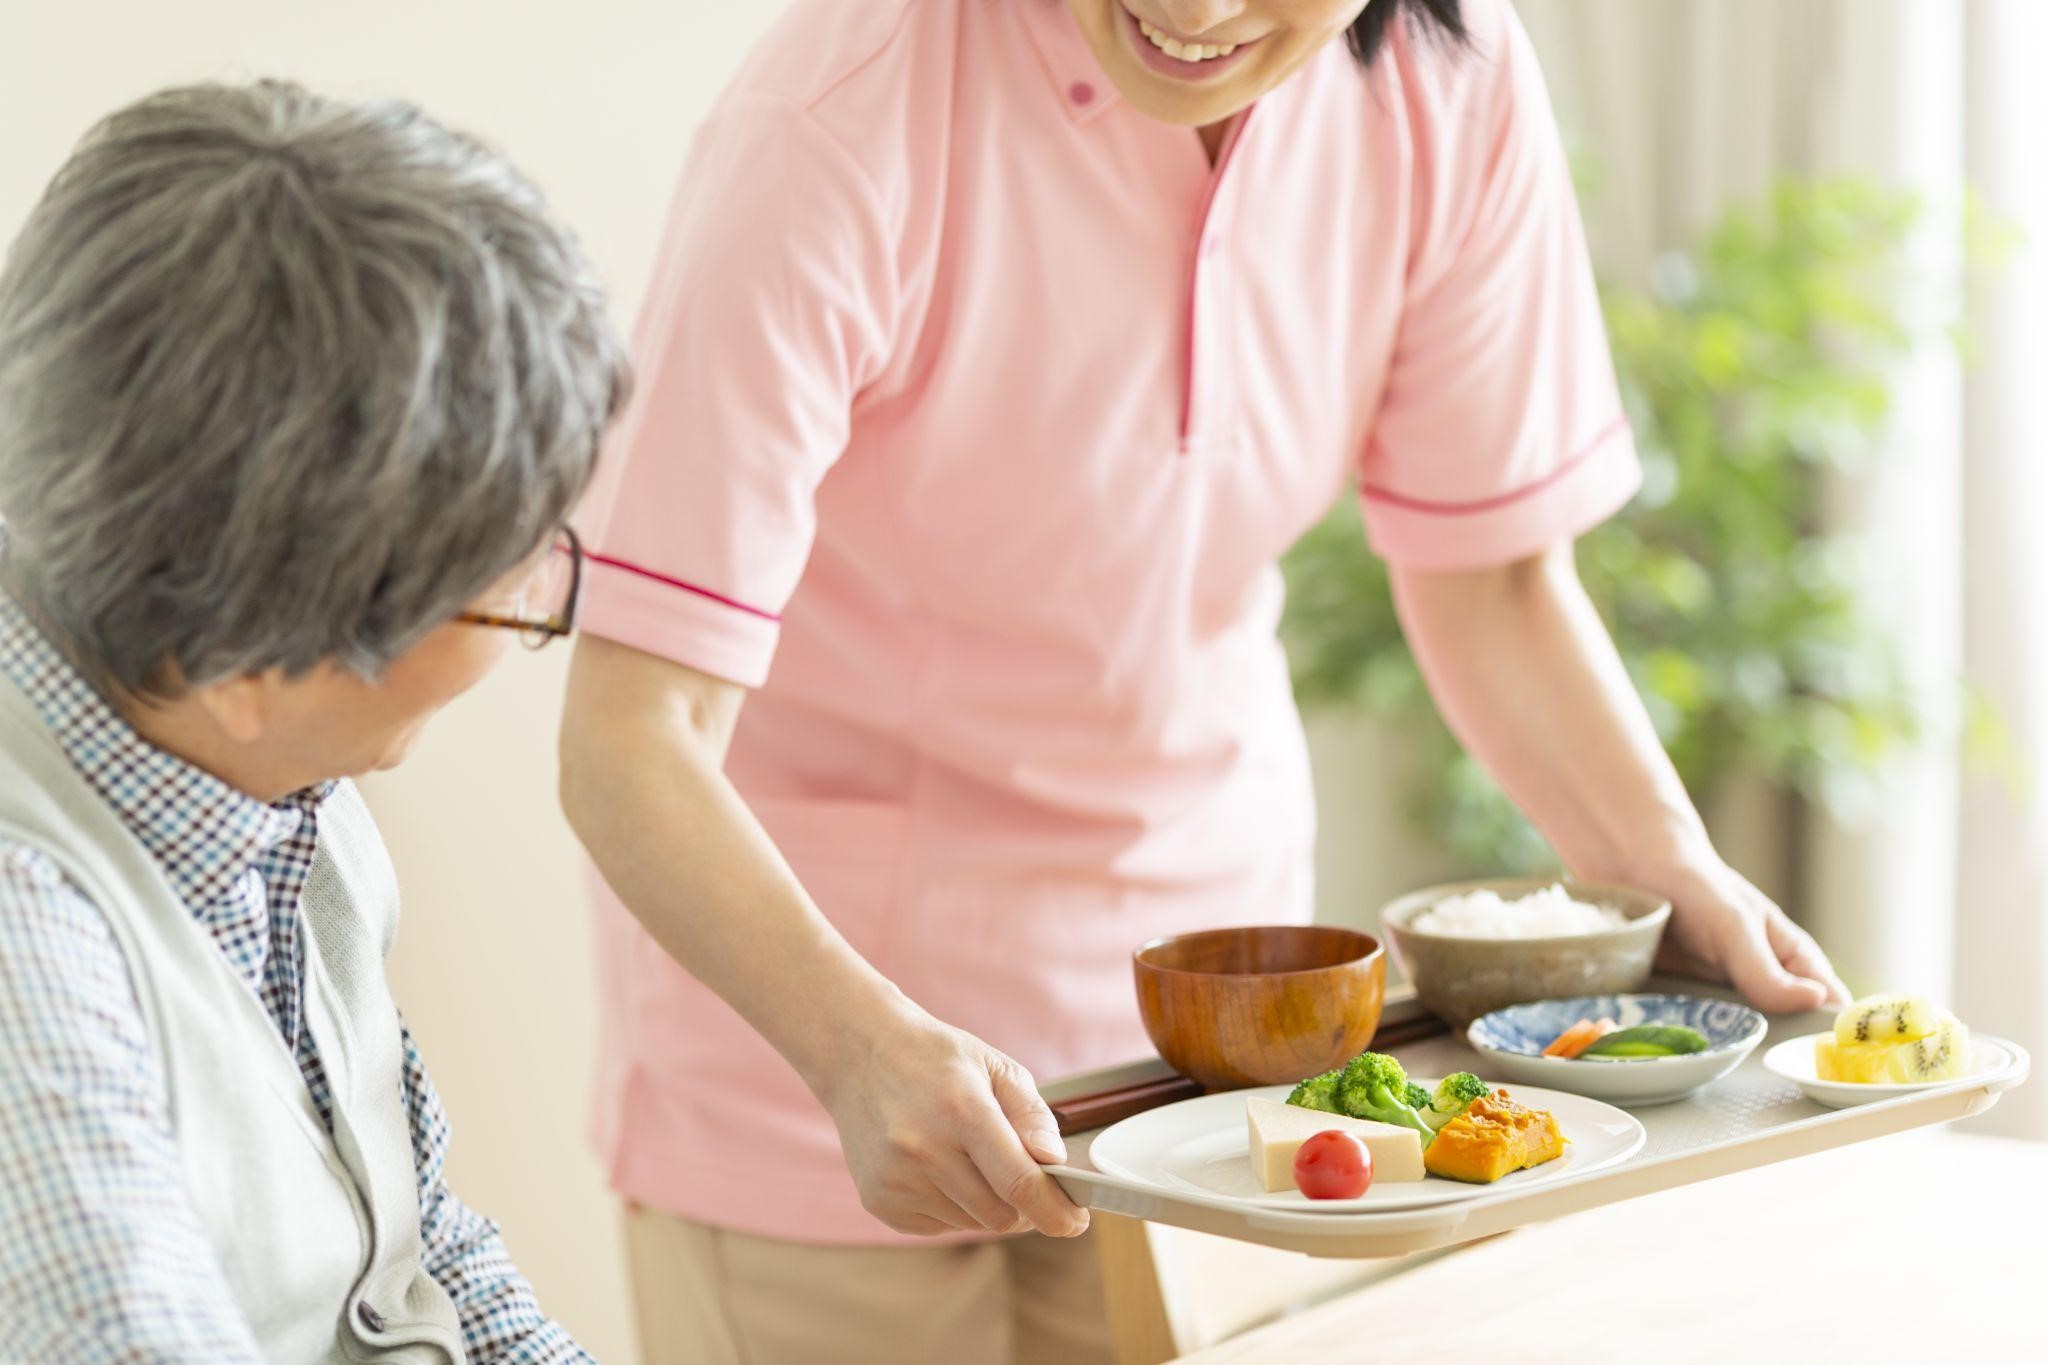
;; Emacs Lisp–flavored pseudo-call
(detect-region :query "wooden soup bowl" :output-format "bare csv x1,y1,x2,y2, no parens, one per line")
1133,925,1386,1091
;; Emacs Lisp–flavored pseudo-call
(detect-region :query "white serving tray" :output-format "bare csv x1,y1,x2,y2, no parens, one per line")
1041,982,2030,1259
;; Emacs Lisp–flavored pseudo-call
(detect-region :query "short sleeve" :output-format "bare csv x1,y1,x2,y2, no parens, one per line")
576,97,898,686
1360,0,1639,571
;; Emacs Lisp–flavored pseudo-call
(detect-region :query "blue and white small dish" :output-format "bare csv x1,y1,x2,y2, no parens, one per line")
1466,994,1768,1106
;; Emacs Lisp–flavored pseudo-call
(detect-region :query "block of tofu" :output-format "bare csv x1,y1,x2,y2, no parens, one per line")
1245,1096,1426,1192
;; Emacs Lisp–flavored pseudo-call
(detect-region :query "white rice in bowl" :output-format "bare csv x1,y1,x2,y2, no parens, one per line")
1410,883,1628,938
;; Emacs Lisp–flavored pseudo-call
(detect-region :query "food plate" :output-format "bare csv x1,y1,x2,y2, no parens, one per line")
1086,1080,1646,1213
1466,994,1768,1106
1761,1031,2029,1109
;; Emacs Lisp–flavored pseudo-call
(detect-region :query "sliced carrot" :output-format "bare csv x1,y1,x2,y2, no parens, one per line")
1541,1021,1597,1058
1542,1017,1618,1059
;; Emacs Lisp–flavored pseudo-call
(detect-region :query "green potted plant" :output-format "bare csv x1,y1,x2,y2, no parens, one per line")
1282,179,1952,873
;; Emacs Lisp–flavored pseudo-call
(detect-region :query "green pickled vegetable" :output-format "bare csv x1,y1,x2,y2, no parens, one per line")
1579,1024,1710,1059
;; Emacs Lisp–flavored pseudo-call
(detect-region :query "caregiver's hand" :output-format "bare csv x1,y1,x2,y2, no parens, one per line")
1640,846,1849,1013
811,1007,1089,1239
563,638,1088,1239
1393,546,1848,1015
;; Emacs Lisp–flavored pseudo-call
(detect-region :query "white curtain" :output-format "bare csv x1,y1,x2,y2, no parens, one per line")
1509,0,2048,1138
1949,0,2048,1142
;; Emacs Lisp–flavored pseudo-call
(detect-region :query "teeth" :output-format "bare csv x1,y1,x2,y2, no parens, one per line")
1138,17,1237,62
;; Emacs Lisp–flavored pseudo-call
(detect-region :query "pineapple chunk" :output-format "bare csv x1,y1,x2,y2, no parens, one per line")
1814,1037,1896,1083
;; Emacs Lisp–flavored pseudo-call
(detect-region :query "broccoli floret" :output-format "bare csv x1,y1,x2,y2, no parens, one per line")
1333,1053,1435,1137
1435,1071,1492,1110
1423,1072,1493,1131
1403,1081,1432,1110
1286,1068,1345,1114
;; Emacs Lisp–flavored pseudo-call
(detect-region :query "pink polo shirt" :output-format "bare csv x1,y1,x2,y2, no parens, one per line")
578,0,1638,1244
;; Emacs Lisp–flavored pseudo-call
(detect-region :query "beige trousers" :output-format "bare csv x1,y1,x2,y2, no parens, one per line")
622,1203,1118,1365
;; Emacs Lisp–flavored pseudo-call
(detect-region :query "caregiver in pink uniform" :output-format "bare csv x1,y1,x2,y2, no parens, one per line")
560,1,1850,1359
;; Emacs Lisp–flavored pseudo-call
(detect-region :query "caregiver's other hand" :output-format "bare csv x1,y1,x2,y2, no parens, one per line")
1646,850,1850,1014
1391,549,1848,1017
813,1008,1089,1239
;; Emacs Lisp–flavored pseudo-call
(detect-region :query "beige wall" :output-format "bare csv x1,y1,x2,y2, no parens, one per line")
0,4,792,1357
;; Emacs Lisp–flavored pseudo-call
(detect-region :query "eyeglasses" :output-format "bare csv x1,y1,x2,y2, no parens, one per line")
456,525,584,649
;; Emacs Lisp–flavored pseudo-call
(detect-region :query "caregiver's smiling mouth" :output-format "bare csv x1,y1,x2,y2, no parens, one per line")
1118,3,1267,80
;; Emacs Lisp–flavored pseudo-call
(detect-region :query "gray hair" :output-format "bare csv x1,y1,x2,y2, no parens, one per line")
0,79,629,695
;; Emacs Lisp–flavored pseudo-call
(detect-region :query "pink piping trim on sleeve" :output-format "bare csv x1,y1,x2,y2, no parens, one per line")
586,552,783,623
1361,414,1632,516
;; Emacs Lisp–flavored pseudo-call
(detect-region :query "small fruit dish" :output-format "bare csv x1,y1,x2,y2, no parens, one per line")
1761,1031,2027,1109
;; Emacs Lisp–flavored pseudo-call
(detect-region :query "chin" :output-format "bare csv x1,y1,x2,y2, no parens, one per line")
1084,1,1332,130
1122,85,1251,127
369,733,424,773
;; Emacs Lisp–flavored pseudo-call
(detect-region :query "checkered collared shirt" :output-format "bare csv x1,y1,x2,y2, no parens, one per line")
0,585,592,1364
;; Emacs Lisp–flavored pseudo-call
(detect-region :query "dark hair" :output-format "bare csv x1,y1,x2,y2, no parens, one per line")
1346,0,1467,68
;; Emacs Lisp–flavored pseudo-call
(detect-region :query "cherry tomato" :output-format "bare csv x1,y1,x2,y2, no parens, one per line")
1292,1130,1373,1200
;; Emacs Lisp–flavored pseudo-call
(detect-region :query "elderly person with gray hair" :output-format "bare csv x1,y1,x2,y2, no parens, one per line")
0,81,626,1362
